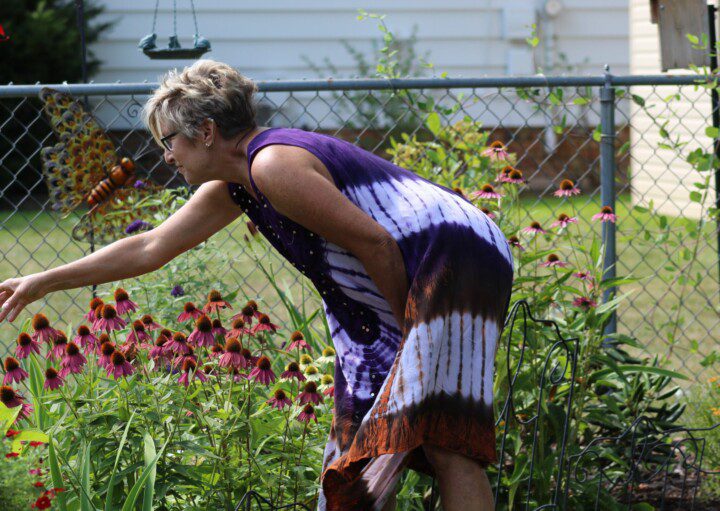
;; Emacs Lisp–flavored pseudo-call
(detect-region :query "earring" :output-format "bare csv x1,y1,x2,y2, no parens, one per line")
205,142,212,149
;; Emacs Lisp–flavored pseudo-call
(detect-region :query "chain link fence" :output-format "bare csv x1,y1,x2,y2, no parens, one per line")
0,75,718,391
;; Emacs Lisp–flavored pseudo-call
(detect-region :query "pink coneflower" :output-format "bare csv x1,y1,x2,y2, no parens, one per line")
140,314,162,331
177,302,203,323
249,356,276,386
225,318,247,340
43,367,64,391
73,325,99,355
219,338,247,369
242,348,259,368
83,297,104,322
114,288,138,316
280,361,306,382
17,402,33,421
482,140,509,161
172,347,197,369
522,221,547,236
540,253,570,268
251,314,279,336
230,301,261,327
504,167,525,185
0,385,23,408
3,356,28,384
210,343,224,359
452,187,466,199
59,342,86,377
31,313,58,344
149,335,169,360
106,351,134,379
91,304,105,331
202,289,232,315
574,271,595,284
550,213,579,229
267,388,293,410
166,332,191,355
507,235,525,251
15,332,40,359
95,305,127,333
230,367,247,383
592,205,617,223
297,381,324,405
188,315,215,348
479,207,496,220
98,341,116,368
297,403,318,424
572,296,598,310
178,359,208,388
211,319,227,338
285,330,311,352
47,332,68,361
125,320,151,346
469,183,504,200
553,179,581,197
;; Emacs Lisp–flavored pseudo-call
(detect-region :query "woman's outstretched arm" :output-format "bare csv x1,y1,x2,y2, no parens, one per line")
0,180,242,323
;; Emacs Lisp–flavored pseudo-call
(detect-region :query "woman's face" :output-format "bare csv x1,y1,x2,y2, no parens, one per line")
159,123,209,185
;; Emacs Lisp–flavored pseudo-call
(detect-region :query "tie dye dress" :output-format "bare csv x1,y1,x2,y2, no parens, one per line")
226,127,514,511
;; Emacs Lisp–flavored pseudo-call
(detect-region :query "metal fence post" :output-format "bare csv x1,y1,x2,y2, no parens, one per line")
600,65,617,342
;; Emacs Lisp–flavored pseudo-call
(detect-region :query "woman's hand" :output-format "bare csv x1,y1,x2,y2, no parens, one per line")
0,274,49,323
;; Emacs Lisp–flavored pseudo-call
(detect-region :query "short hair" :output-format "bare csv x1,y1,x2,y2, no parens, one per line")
143,59,258,146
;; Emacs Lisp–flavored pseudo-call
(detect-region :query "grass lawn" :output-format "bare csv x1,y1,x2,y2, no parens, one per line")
0,191,717,385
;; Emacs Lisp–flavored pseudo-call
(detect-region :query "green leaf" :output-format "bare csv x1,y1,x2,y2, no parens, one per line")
105,411,136,511
705,126,719,138
631,94,646,107
80,441,92,511
48,437,68,511
426,112,441,137
0,402,21,437
689,191,703,203
142,432,157,511
10,429,49,454
121,435,171,511
589,365,688,382
687,34,700,45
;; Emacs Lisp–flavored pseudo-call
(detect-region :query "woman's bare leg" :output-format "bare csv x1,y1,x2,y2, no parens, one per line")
423,445,494,511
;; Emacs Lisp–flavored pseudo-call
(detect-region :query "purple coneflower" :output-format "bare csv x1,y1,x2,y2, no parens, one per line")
297,403,318,424
47,332,68,361
31,313,58,344
280,361,306,382
149,335,169,360
452,187,466,199
166,332,192,355
140,314,162,331
522,221,547,235
267,389,292,411
550,213,579,230
507,235,525,251
285,330,311,352
297,381,324,405
125,219,153,234
210,343,224,359
73,325,99,354
479,207,496,220
91,303,105,331
592,205,617,223
0,385,24,408
211,318,227,338
15,332,40,359
177,302,203,323
126,320,151,345
251,314,279,336
574,271,595,284
242,347,259,368
219,338,247,369
43,367,64,391
553,179,581,197
572,296,598,310
469,183,504,200
482,140,509,161
249,356,276,386
3,356,28,384
106,351,135,379
59,342,86,377
323,385,335,397
172,347,197,369
230,367,248,383
202,289,232,314
225,318,247,340
188,315,215,348
178,359,208,388
84,297,104,322
504,167,525,185
540,253,570,268
230,301,261,326
98,341,116,368
114,288,138,315
170,285,185,297
95,304,127,333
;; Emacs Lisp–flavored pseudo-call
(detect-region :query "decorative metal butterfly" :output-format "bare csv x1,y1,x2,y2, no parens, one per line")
39,88,167,244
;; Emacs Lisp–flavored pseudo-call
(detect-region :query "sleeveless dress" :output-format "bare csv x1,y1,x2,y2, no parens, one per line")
226,127,514,511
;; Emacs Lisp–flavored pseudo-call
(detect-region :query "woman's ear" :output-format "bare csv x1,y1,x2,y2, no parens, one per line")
201,118,215,148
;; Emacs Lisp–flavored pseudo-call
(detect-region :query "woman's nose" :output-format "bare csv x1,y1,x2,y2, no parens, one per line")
163,148,175,165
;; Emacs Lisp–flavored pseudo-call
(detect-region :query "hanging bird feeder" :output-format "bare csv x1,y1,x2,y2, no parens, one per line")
138,0,211,59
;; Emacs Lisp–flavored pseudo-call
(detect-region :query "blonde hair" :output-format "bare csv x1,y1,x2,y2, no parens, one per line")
143,59,258,145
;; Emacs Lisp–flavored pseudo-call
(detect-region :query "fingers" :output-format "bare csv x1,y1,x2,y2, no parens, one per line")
0,300,12,323
6,301,24,323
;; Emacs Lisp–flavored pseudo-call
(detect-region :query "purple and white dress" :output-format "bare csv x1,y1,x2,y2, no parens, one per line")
227,127,514,511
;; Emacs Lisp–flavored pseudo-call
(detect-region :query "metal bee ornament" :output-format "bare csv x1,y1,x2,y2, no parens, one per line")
39,87,166,244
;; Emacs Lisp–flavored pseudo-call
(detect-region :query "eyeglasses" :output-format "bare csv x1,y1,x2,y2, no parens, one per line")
160,131,179,151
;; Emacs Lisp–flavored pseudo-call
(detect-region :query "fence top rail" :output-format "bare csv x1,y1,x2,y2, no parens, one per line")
0,74,717,97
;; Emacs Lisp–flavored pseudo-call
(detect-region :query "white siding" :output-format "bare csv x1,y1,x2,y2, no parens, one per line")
88,0,628,129
629,0,713,219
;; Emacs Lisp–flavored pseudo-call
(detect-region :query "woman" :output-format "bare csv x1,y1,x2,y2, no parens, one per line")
0,60,514,511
